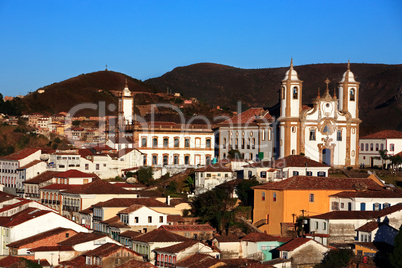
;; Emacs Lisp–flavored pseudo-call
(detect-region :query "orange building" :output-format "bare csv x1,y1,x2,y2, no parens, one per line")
252,175,383,235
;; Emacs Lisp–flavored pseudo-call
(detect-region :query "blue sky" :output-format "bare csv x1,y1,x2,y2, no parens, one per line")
0,0,401,97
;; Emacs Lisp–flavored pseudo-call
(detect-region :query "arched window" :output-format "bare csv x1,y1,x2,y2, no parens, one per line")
370,143,373,151
375,143,379,151
361,143,364,151
350,88,355,101
365,143,369,151
223,138,227,149
281,86,285,100
293,87,298,99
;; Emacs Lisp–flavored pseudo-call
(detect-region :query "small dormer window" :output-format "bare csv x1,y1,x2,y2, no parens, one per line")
350,88,355,101
293,87,298,99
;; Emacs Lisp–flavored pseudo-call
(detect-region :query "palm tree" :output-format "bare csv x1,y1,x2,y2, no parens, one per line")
379,149,388,170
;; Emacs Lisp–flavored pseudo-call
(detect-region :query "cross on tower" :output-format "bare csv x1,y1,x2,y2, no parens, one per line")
325,78,330,92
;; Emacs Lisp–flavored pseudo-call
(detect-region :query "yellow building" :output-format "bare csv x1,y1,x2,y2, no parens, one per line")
252,175,383,235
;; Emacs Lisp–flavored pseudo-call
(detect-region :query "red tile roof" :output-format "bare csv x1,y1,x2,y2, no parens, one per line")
213,234,240,243
116,259,156,268
23,171,60,184
134,229,190,243
195,164,233,173
220,108,273,125
58,232,108,246
167,214,185,223
159,224,215,232
0,208,51,227
245,155,329,168
252,176,383,191
0,255,20,267
360,130,402,139
62,179,136,195
7,227,76,248
101,215,127,228
118,204,147,214
56,169,96,178
175,253,219,268
41,184,80,190
355,221,379,232
78,148,94,158
29,245,74,252
92,198,170,208
0,148,40,161
0,199,32,214
241,232,291,243
312,204,402,219
275,237,312,251
58,255,88,268
83,242,139,257
17,160,44,170
110,182,146,189
119,230,142,239
330,188,402,198
154,240,199,254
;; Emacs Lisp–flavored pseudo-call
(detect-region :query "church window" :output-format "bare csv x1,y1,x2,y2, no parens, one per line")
350,88,355,101
323,125,330,135
163,138,169,147
309,129,316,141
152,137,158,147
293,87,298,99
292,126,296,133
337,130,342,141
281,86,285,100
141,137,147,147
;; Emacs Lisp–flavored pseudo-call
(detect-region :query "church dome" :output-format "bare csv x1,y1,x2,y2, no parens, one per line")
340,69,356,83
282,59,300,81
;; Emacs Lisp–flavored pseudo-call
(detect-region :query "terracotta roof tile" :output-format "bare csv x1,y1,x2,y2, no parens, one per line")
195,164,233,173
0,208,51,227
58,232,108,246
167,214,185,223
0,199,32,213
92,198,170,208
330,188,402,198
16,160,44,170
355,221,379,232
134,229,190,243
312,204,402,219
159,224,215,232
275,237,312,251
83,242,139,257
23,171,60,184
175,253,218,267
244,155,329,168
58,255,88,268
101,215,128,228
214,234,240,242
56,169,96,178
0,148,40,161
63,179,136,195
116,259,156,268
120,230,142,239
252,176,383,191
360,130,402,139
154,240,199,254
29,245,74,252
118,204,147,214
7,227,76,248
241,233,291,243
0,255,21,266
41,184,81,190
220,108,273,125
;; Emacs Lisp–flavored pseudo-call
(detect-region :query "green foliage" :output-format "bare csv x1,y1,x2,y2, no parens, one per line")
137,166,153,186
72,120,81,126
390,225,402,268
125,171,134,178
190,187,237,233
228,149,242,159
166,181,178,195
0,145,14,156
183,175,195,193
315,249,353,268
235,178,260,206
23,258,43,268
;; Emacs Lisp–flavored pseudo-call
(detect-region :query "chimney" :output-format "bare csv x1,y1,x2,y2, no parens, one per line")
166,195,171,205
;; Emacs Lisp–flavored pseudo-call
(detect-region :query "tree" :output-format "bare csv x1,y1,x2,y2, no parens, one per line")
183,175,195,193
379,149,389,170
316,249,353,268
235,178,260,206
228,149,242,159
389,155,402,175
390,225,402,267
137,166,153,185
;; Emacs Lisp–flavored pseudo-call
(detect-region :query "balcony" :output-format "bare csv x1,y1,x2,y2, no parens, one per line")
93,216,103,222
63,206,79,212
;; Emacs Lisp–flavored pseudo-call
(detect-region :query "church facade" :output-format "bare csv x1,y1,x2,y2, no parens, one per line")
278,60,361,168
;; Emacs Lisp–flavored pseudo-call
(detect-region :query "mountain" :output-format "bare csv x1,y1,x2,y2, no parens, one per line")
19,70,159,116
146,63,402,135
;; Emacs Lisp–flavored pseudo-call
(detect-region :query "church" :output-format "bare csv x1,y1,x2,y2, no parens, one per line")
278,60,361,168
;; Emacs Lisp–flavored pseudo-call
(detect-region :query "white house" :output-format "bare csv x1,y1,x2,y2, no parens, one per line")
117,204,168,233
0,207,89,255
211,235,241,259
243,155,330,182
359,130,402,168
194,164,236,195
355,221,399,245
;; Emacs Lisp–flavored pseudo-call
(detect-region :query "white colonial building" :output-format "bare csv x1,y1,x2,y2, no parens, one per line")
359,130,402,168
278,60,361,168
